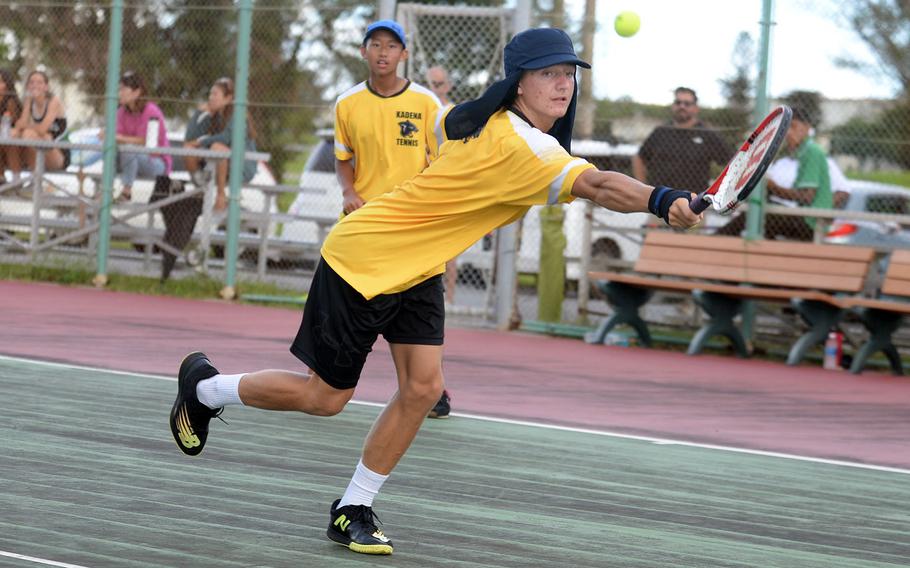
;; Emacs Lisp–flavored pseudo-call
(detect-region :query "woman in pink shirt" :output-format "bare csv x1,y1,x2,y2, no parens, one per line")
114,71,171,202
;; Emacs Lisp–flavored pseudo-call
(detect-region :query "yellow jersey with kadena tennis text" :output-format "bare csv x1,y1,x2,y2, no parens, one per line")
322,108,595,299
333,80,442,203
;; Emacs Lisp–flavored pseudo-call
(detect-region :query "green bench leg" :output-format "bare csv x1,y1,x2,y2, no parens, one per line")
787,298,843,366
687,290,749,357
585,282,654,347
849,308,904,376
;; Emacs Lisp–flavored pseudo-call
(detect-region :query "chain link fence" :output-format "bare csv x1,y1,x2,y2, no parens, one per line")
1,1,909,355
397,2,513,315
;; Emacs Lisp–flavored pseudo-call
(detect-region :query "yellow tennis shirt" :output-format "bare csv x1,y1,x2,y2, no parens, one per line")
334,80,442,203
322,108,595,299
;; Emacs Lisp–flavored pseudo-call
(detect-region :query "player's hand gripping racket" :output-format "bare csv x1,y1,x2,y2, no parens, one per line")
690,105,792,215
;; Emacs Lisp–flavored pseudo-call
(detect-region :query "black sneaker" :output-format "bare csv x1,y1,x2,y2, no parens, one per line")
326,499,393,555
169,351,222,456
427,389,451,419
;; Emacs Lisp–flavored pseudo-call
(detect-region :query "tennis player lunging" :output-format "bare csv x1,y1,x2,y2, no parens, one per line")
169,27,702,556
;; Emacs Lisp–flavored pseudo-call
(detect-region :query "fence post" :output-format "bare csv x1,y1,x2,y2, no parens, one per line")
221,0,253,300
746,0,774,240
742,0,775,342
378,0,396,20
494,0,532,329
93,0,124,288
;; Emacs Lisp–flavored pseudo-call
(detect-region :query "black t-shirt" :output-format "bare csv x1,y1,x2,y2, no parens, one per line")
638,123,732,192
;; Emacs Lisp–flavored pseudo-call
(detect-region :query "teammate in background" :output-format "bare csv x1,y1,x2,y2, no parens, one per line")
334,20,441,214
168,27,701,557
334,20,451,419
633,87,732,193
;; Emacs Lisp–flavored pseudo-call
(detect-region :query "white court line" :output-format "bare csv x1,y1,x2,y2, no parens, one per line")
0,550,92,568
2,353,909,476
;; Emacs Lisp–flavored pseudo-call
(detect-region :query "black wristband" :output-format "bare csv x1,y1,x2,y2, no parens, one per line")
648,185,691,224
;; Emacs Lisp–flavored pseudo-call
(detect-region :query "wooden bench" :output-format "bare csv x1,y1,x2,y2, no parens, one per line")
837,250,910,375
587,232,877,366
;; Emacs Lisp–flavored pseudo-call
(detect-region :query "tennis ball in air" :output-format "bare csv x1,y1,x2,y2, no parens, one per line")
614,11,640,38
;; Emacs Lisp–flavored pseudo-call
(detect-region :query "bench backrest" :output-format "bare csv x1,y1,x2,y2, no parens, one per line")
633,232,876,293
882,250,910,297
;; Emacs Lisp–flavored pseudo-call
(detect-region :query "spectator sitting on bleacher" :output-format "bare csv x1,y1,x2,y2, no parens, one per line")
183,77,257,213
9,70,69,176
108,71,172,203
0,69,23,183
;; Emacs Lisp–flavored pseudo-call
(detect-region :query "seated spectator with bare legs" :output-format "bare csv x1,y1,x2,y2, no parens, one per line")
0,69,23,183
183,77,257,212
107,71,172,203
10,70,69,176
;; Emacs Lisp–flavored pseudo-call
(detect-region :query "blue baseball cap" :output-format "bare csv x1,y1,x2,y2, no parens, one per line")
504,28,590,75
364,19,406,48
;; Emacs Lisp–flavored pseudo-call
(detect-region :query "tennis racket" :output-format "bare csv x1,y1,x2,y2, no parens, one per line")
690,105,792,215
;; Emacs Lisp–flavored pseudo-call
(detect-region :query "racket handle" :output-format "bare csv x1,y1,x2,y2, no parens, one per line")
690,193,711,214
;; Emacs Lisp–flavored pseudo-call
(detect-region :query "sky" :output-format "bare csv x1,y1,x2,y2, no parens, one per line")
568,0,898,106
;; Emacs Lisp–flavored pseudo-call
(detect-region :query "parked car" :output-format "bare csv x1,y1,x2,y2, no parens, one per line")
283,129,342,247
825,180,910,249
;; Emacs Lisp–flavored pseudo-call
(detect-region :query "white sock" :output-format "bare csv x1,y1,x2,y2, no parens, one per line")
196,373,245,409
338,460,389,508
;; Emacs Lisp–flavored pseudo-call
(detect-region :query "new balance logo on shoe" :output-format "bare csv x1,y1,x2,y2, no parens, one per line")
168,352,222,457
174,407,201,449
327,499,393,555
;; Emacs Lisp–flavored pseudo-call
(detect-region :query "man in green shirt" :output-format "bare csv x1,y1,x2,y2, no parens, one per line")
716,106,832,241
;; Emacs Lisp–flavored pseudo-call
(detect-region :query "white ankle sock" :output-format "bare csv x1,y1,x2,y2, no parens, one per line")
338,460,389,508
196,373,245,409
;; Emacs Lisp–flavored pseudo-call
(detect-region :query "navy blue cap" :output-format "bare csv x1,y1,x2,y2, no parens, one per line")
443,28,590,154
504,28,590,75
364,19,406,48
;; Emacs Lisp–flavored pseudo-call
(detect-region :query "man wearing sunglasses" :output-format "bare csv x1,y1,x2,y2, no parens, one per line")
633,87,732,195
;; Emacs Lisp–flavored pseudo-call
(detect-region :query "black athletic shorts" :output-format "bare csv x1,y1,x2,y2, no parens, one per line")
290,257,445,390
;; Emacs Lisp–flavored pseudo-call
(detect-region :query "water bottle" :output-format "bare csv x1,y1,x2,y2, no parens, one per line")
604,331,632,347
823,331,843,370
0,112,11,138
145,117,159,148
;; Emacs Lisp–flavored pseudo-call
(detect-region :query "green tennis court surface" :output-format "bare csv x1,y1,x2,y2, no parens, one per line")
1,356,908,568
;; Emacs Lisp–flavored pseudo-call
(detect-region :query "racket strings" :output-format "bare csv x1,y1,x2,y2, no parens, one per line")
712,152,748,210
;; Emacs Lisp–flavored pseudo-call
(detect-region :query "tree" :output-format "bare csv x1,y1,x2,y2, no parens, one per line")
835,1,910,170
713,31,755,143
0,1,321,181
837,0,910,95
719,32,754,113
830,104,910,169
